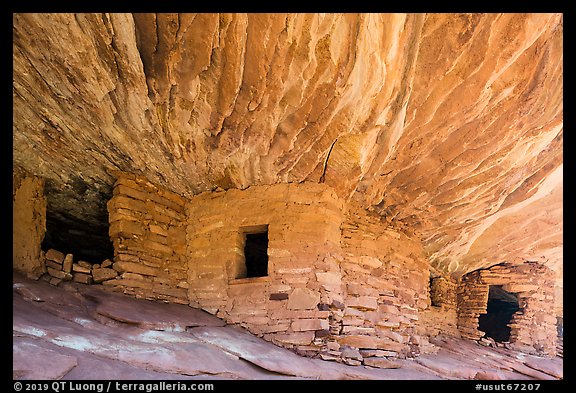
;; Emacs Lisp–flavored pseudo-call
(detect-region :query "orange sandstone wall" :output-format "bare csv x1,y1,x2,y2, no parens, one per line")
334,205,431,362
104,174,466,361
416,274,460,342
13,167,47,279
186,183,344,356
105,174,189,304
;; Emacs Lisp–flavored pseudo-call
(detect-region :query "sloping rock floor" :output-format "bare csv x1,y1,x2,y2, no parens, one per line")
13,273,562,380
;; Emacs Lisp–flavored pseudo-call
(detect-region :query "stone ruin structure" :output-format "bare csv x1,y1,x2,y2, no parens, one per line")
457,262,557,356
13,13,562,372
13,168,560,364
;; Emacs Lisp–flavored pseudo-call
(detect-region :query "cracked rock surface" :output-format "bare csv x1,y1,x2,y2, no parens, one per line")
13,274,562,380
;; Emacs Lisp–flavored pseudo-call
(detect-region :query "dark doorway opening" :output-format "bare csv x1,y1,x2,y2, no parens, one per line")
429,275,442,307
478,285,520,342
243,228,268,278
41,178,114,264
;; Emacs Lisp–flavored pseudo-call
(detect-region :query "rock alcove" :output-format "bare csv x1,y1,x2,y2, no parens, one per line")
13,13,563,380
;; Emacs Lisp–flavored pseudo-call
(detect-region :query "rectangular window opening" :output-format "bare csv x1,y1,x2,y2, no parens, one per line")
242,225,269,278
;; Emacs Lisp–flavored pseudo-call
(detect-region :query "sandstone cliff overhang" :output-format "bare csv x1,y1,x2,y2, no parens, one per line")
12,13,562,305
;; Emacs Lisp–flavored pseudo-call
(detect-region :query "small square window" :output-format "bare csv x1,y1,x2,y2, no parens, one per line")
241,225,268,278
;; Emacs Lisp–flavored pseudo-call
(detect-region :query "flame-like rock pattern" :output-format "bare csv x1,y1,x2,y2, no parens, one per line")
12,14,562,299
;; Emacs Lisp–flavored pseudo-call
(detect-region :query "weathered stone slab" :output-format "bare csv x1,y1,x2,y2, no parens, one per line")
13,338,78,379
272,332,315,345
62,254,73,273
109,219,146,238
242,316,270,325
291,318,329,332
73,272,93,284
45,260,62,270
338,335,382,349
343,358,362,366
358,256,383,268
103,278,154,290
83,287,225,330
142,239,174,255
76,261,91,269
338,335,405,352
363,357,401,369
341,346,363,360
122,272,146,281
342,326,376,335
101,259,113,268
72,263,91,274
287,288,320,310
360,349,398,358
47,268,72,281
377,329,405,344
347,282,378,296
315,272,342,292
379,304,399,314
149,224,168,236
92,268,118,283
45,249,64,264
347,296,378,310
227,282,267,298
113,261,157,276
342,315,365,326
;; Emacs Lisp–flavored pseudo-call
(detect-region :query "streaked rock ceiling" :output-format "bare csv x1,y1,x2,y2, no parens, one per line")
12,13,562,295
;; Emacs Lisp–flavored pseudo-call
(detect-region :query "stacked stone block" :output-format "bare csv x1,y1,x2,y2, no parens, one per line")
14,167,559,363
457,262,557,356
103,176,439,365
105,174,188,304
334,204,430,363
40,248,118,286
416,273,460,341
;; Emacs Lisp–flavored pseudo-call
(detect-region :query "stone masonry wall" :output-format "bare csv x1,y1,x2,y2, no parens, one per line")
416,272,460,341
457,262,557,356
186,183,344,356
39,248,118,287
15,169,558,363
101,173,560,361
105,173,189,304
13,167,47,279
334,204,430,363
